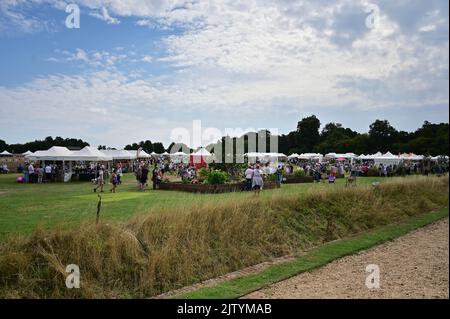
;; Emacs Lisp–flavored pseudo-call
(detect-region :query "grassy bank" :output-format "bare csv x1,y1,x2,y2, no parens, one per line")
176,207,449,299
0,175,448,298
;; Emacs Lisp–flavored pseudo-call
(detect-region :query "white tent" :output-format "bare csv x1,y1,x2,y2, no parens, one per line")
193,147,212,157
0,150,13,156
136,149,151,158
170,151,189,163
298,153,323,160
400,153,424,161
70,146,112,161
22,150,33,156
162,151,170,156
27,146,74,161
101,149,136,160
288,153,300,159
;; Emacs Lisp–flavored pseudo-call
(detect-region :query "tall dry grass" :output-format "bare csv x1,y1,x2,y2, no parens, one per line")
0,175,448,298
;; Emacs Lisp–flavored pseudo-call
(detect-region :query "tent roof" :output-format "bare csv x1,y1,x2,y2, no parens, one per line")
22,150,33,155
70,146,112,161
382,151,397,158
171,151,188,156
101,149,136,160
136,150,151,158
27,146,74,160
192,147,212,156
1,150,13,156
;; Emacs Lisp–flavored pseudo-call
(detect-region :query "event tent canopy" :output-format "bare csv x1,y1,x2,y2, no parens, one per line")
101,149,136,160
288,153,300,159
136,150,151,158
0,150,13,156
26,146,74,161
298,153,323,159
69,146,112,161
22,150,33,156
192,147,212,157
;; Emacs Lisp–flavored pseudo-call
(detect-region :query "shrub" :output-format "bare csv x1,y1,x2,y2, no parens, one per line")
293,167,306,177
197,167,209,182
205,169,229,184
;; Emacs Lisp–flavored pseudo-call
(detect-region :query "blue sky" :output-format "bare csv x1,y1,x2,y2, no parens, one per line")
0,0,448,149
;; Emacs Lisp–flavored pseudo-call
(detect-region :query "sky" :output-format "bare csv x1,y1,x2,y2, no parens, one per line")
0,0,448,149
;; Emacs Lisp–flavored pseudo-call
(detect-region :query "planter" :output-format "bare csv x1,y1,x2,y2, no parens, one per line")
284,176,314,184
158,181,277,193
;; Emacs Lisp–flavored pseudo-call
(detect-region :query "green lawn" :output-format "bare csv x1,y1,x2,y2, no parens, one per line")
0,173,403,238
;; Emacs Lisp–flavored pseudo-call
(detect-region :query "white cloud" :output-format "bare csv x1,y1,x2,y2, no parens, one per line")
142,55,153,63
89,6,120,25
419,24,436,32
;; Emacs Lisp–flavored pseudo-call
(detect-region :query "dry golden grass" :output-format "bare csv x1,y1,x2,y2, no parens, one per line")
0,175,448,298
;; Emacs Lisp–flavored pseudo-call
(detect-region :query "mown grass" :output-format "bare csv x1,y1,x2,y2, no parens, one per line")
0,173,394,238
176,206,449,299
0,175,447,298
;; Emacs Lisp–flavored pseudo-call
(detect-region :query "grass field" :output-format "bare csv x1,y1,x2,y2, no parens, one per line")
0,174,447,298
0,172,392,239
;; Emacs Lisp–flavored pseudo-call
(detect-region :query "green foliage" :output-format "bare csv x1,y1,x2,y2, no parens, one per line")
293,168,306,177
197,167,209,182
205,169,229,184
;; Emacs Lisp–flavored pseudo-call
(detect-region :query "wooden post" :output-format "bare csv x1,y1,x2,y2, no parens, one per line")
96,194,102,225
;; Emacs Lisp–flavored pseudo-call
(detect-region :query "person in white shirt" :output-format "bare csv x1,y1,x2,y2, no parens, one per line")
28,163,35,183
45,164,52,182
251,164,264,195
244,165,254,190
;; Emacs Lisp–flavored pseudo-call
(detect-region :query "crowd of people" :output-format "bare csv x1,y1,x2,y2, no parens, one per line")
8,154,449,196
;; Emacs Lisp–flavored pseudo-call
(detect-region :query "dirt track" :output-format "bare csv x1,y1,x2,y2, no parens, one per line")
244,218,449,299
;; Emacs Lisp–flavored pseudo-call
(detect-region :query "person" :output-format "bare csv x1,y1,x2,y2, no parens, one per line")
251,164,264,196
1,163,8,174
45,164,52,182
37,165,44,184
110,169,118,193
93,166,104,192
275,164,283,188
116,164,122,184
135,163,142,187
244,165,253,191
151,166,160,190
28,162,35,183
140,164,149,191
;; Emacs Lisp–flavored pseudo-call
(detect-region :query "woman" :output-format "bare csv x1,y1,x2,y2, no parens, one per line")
251,164,264,196
110,169,118,193
140,164,149,191
93,166,104,192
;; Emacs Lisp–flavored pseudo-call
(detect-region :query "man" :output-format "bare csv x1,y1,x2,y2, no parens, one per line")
28,162,35,183
244,165,253,191
45,164,52,182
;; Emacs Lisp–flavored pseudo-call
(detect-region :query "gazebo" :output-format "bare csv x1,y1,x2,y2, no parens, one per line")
190,147,212,169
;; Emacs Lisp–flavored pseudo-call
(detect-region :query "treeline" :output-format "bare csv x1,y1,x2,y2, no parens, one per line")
1,116,448,156
208,116,449,158
279,116,449,156
0,136,89,153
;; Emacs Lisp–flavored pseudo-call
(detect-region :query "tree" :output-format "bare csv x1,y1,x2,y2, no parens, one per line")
296,115,321,152
152,142,165,154
368,119,398,152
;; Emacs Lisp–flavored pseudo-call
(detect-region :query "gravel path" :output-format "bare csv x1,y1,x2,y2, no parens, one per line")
244,218,449,299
